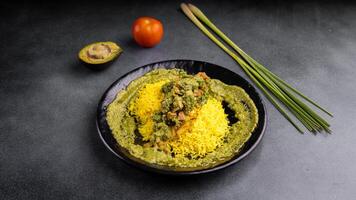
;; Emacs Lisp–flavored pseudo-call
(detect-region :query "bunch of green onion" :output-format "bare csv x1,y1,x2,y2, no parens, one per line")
180,3,332,134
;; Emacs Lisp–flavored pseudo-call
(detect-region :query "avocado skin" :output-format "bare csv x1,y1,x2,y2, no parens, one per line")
81,57,118,71
78,41,122,68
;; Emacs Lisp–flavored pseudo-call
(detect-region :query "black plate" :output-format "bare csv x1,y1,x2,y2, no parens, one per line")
96,60,267,175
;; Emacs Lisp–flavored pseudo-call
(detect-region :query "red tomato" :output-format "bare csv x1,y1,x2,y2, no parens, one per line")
132,17,164,48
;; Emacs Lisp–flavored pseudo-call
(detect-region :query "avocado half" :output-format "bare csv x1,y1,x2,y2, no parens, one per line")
78,41,122,65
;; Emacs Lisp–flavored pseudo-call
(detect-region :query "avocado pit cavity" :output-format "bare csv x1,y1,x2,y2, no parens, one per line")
87,44,112,60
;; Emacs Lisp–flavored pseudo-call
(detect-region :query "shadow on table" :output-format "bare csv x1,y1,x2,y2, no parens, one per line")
120,35,144,51
69,60,113,77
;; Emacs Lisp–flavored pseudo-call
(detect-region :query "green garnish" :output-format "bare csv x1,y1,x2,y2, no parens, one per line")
158,72,209,128
180,3,333,133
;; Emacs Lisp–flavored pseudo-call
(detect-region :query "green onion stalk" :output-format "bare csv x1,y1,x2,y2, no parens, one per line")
180,3,332,133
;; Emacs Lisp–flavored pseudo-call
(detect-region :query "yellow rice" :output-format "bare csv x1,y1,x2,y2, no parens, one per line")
129,80,168,140
130,82,229,158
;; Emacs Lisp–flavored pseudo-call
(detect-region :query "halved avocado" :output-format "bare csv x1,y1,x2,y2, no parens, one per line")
78,41,122,65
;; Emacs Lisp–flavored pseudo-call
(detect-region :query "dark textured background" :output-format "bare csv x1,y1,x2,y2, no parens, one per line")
1,0,356,199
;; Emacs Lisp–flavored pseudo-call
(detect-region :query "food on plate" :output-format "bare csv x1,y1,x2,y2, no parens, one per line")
78,41,122,65
106,69,258,168
132,17,164,48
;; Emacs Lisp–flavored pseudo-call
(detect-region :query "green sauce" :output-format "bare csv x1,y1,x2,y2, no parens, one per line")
106,69,258,170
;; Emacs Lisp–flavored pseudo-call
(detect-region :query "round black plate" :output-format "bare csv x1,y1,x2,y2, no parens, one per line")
96,60,267,175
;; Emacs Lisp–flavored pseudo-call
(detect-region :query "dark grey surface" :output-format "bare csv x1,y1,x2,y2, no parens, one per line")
1,1,355,199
